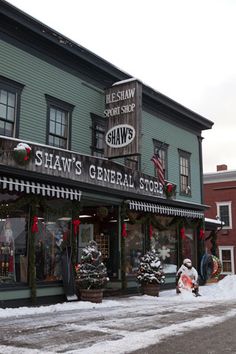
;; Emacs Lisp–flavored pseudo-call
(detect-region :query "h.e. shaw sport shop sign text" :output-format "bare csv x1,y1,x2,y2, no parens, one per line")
104,79,142,159
0,138,163,198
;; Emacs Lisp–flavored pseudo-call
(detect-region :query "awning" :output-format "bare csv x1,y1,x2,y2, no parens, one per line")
0,176,81,201
128,200,204,219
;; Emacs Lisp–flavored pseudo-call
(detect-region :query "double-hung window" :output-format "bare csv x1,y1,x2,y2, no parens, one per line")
216,201,232,229
153,140,168,180
45,95,74,150
219,246,234,274
91,113,106,157
179,149,191,196
0,76,24,137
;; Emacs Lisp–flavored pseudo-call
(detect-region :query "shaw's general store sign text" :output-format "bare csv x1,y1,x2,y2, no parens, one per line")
34,149,163,196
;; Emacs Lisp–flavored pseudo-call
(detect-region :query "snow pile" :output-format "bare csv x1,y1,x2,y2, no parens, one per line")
0,275,236,319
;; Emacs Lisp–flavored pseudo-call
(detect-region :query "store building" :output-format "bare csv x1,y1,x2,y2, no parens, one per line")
0,1,213,306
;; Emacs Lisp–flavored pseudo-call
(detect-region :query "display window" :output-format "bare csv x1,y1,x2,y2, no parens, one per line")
125,223,144,276
151,218,177,274
35,200,73,282
77,205,119,279
0,194,28,285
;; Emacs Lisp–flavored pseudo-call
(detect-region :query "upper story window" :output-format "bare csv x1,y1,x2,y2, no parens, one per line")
216,201,232,229
0,76,24,138
90,113,106,157
153,140,168,180
45,95,74,150
179,149,191,196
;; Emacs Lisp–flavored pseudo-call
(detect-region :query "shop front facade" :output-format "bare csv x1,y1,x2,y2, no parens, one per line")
0,136,207,305
0,1,213,306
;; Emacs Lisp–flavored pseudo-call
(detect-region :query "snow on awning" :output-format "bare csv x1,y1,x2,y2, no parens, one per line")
128,200,204,219
0,176,81,201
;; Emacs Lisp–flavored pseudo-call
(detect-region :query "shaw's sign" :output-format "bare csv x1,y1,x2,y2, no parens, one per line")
104,79,142,159
105,124,135,148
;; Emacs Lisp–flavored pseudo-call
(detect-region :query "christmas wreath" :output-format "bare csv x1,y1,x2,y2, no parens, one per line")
13,142,32,165
211,255,222,279
163,182,176,198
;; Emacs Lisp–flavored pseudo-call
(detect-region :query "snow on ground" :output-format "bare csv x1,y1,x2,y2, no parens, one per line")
0,275,236,354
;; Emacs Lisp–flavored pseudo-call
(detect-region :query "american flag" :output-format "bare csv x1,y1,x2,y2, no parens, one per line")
151,152,165,186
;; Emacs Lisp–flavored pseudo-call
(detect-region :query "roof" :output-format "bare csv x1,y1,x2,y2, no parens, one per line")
204,170,236,183
205,217,224,230
1,0,214,132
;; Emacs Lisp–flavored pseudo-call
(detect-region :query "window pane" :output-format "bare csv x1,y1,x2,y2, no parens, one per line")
8,92,16,107
55,122,61,136
55,110,62,123
222,261,232,272
50,108,56,121
0,104,7,119
50,120,55,134
222,250,231,261
5,122,13,136
7,106,15,121
220,205,229,226
0,90,7,104
0,120,5,134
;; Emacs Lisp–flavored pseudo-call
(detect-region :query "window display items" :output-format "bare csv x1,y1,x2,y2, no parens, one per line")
0,219,14,282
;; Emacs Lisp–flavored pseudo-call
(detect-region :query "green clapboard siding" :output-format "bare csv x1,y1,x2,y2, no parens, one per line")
141,110,201,204
0,40,104,155
0,40,202,204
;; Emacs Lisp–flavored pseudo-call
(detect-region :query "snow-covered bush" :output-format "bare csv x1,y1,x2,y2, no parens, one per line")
137,250,165,285
75,241,109,289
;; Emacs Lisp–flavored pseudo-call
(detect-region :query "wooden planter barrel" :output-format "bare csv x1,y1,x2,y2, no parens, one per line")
142,283,160,297
80,289,103,303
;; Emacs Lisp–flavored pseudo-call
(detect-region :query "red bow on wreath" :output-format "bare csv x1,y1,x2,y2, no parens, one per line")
31,216,39,233
24,147,31,161
122,223,127,238
72,219,81,236
167,183,173,193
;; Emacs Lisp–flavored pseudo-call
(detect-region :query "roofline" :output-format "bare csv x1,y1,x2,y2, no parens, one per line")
204,170,236,183
1,0,214,131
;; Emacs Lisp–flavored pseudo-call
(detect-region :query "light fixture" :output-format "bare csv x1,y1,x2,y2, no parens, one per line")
79,215,92,219
58,217,72,221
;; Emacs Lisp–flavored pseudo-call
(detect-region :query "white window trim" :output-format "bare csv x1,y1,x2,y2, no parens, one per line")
216,201,232,229
219,246,235,274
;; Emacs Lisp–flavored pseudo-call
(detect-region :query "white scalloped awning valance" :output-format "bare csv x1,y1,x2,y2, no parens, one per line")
128,200,204,219
0,176,81,201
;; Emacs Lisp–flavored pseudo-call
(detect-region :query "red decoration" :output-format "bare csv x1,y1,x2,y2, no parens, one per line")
122,223,127,238
31,216,39,233
149,224,153,240
167,183,173,193
199,228,205,240
72,219,81,236
9,254,14,272
180,227,186,240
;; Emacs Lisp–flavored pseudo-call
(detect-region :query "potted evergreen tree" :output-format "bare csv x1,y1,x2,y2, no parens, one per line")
137,250,165,296
75,241,109,303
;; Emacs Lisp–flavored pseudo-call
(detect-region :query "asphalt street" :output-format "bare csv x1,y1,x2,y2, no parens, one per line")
0,297,236,353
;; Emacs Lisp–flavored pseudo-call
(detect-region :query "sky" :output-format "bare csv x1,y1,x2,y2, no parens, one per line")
0,275,236,353
5,0,236,173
